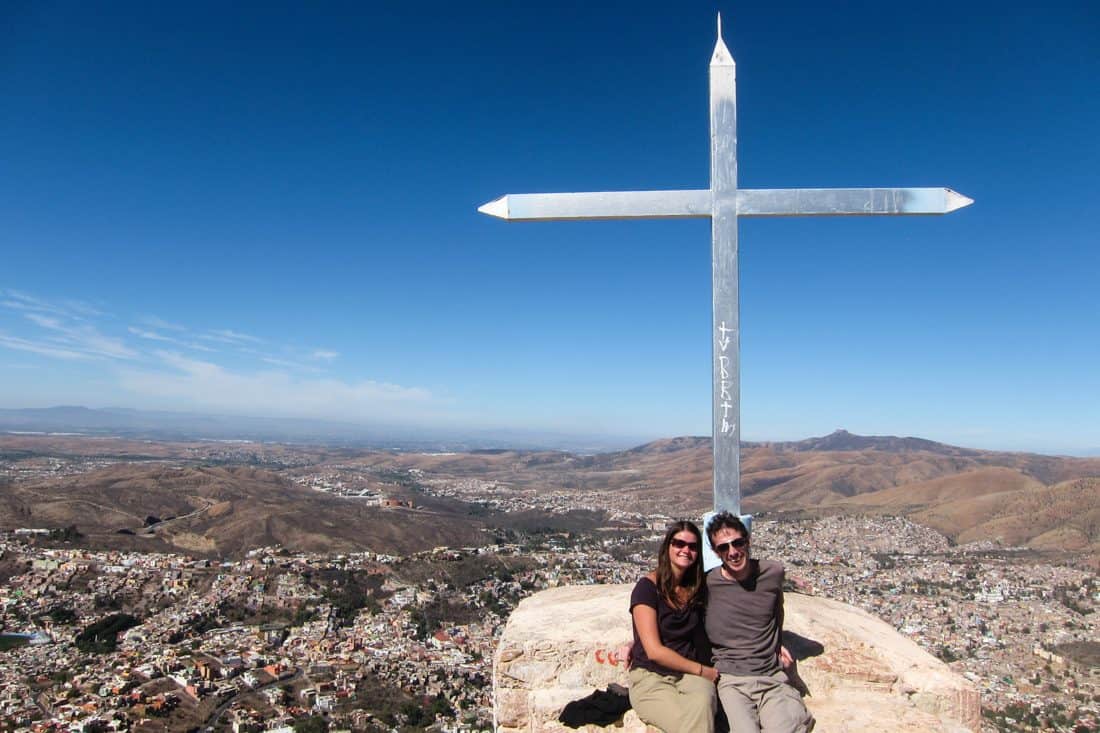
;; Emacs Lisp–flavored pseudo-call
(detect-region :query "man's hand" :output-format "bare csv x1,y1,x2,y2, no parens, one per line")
779,645,810,695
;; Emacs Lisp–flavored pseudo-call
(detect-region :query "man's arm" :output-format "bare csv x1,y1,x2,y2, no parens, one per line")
776,566,785,644
776,565,790,668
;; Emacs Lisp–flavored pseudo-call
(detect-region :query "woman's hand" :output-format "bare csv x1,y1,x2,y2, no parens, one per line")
700,664,719,683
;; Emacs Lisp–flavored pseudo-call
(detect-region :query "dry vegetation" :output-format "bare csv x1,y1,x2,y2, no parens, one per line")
2,430,1098,558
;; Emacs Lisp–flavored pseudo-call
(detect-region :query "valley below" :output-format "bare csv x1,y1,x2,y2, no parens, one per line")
0,431,1097,732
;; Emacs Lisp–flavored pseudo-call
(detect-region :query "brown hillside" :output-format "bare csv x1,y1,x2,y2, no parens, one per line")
349,436,1100,538
914,478,1100,552
4,432,1099,555
3,464,485,557
839,467,1043,509
743,452,981,508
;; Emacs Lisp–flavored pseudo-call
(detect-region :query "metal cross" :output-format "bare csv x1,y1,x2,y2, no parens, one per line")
477,16,972,518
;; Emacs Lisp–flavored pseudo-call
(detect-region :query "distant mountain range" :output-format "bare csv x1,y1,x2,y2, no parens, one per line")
0,406,640,454
3,406,1093,456
628,430,984,457
756,429,985,456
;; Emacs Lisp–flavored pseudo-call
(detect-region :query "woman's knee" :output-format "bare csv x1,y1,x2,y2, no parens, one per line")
678,676,718,732
629,669,681,729
682,678,717,709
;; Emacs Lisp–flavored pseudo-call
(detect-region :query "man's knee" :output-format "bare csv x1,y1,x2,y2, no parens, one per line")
763,705,814,733
716,678,759,730
759,683,813,733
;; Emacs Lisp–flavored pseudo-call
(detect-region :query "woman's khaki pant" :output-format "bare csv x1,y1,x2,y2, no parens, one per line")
628,666,716,733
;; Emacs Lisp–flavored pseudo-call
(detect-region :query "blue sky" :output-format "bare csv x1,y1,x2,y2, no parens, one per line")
1,2,1097,454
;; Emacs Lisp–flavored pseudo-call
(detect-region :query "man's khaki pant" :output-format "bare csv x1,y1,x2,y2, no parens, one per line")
716,670,814,732
628,666,716,733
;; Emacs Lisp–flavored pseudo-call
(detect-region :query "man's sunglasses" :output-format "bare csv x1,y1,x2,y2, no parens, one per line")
669,538,700,552
713,537,748,554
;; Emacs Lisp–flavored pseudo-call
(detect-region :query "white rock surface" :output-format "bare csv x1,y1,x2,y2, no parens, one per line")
493,584,979,732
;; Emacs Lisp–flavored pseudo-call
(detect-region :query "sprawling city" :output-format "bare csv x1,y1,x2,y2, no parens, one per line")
1,438,1096,733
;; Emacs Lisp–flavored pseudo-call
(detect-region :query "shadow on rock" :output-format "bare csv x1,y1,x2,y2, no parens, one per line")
782,630,825,697
783,630,825,660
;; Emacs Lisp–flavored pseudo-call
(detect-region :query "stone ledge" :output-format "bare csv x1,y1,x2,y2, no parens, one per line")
493,584,979,732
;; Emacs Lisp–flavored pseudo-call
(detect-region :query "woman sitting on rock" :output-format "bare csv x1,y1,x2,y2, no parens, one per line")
628,520,718,733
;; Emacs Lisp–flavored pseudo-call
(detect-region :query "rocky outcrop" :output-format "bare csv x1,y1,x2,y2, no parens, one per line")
494,584,979,732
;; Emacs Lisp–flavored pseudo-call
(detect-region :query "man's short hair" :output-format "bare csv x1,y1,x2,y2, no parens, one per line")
706,511,749,547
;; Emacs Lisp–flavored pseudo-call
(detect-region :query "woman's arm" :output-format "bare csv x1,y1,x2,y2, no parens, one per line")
632,604,719,682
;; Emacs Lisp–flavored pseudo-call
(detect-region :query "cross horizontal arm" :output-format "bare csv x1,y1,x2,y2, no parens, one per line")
477,190,711,221
736,187,974,217
478,187,972,221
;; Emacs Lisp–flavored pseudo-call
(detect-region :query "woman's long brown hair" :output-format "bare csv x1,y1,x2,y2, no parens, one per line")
654,520,705,608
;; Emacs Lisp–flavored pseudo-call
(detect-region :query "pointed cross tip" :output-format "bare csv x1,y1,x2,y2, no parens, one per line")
944,189,974,212
478,196,509,219
711,12,733,65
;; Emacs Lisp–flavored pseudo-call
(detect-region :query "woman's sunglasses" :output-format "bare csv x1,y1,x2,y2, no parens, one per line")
669,538,700,552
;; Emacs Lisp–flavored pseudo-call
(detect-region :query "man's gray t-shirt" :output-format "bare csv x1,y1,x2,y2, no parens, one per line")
705,559,784,677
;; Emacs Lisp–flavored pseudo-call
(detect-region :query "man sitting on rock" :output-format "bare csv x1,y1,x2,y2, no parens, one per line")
705,512,814,733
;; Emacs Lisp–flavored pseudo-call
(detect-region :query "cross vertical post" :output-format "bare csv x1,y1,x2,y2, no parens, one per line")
710,22,740,515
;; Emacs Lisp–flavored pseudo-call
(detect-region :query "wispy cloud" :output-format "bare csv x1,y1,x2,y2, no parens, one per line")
0,291,133,361
24,313,136,360
138,315,187,332
0,331,96,360
200,329,263,345
1,290,104,319
24,313,61,329
119,351,432,419
59,298,106,318
128,326,175,343
260,356,322,373
2,290,418,423
1,299,36,313
1,290,66,315
128,326,217,353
